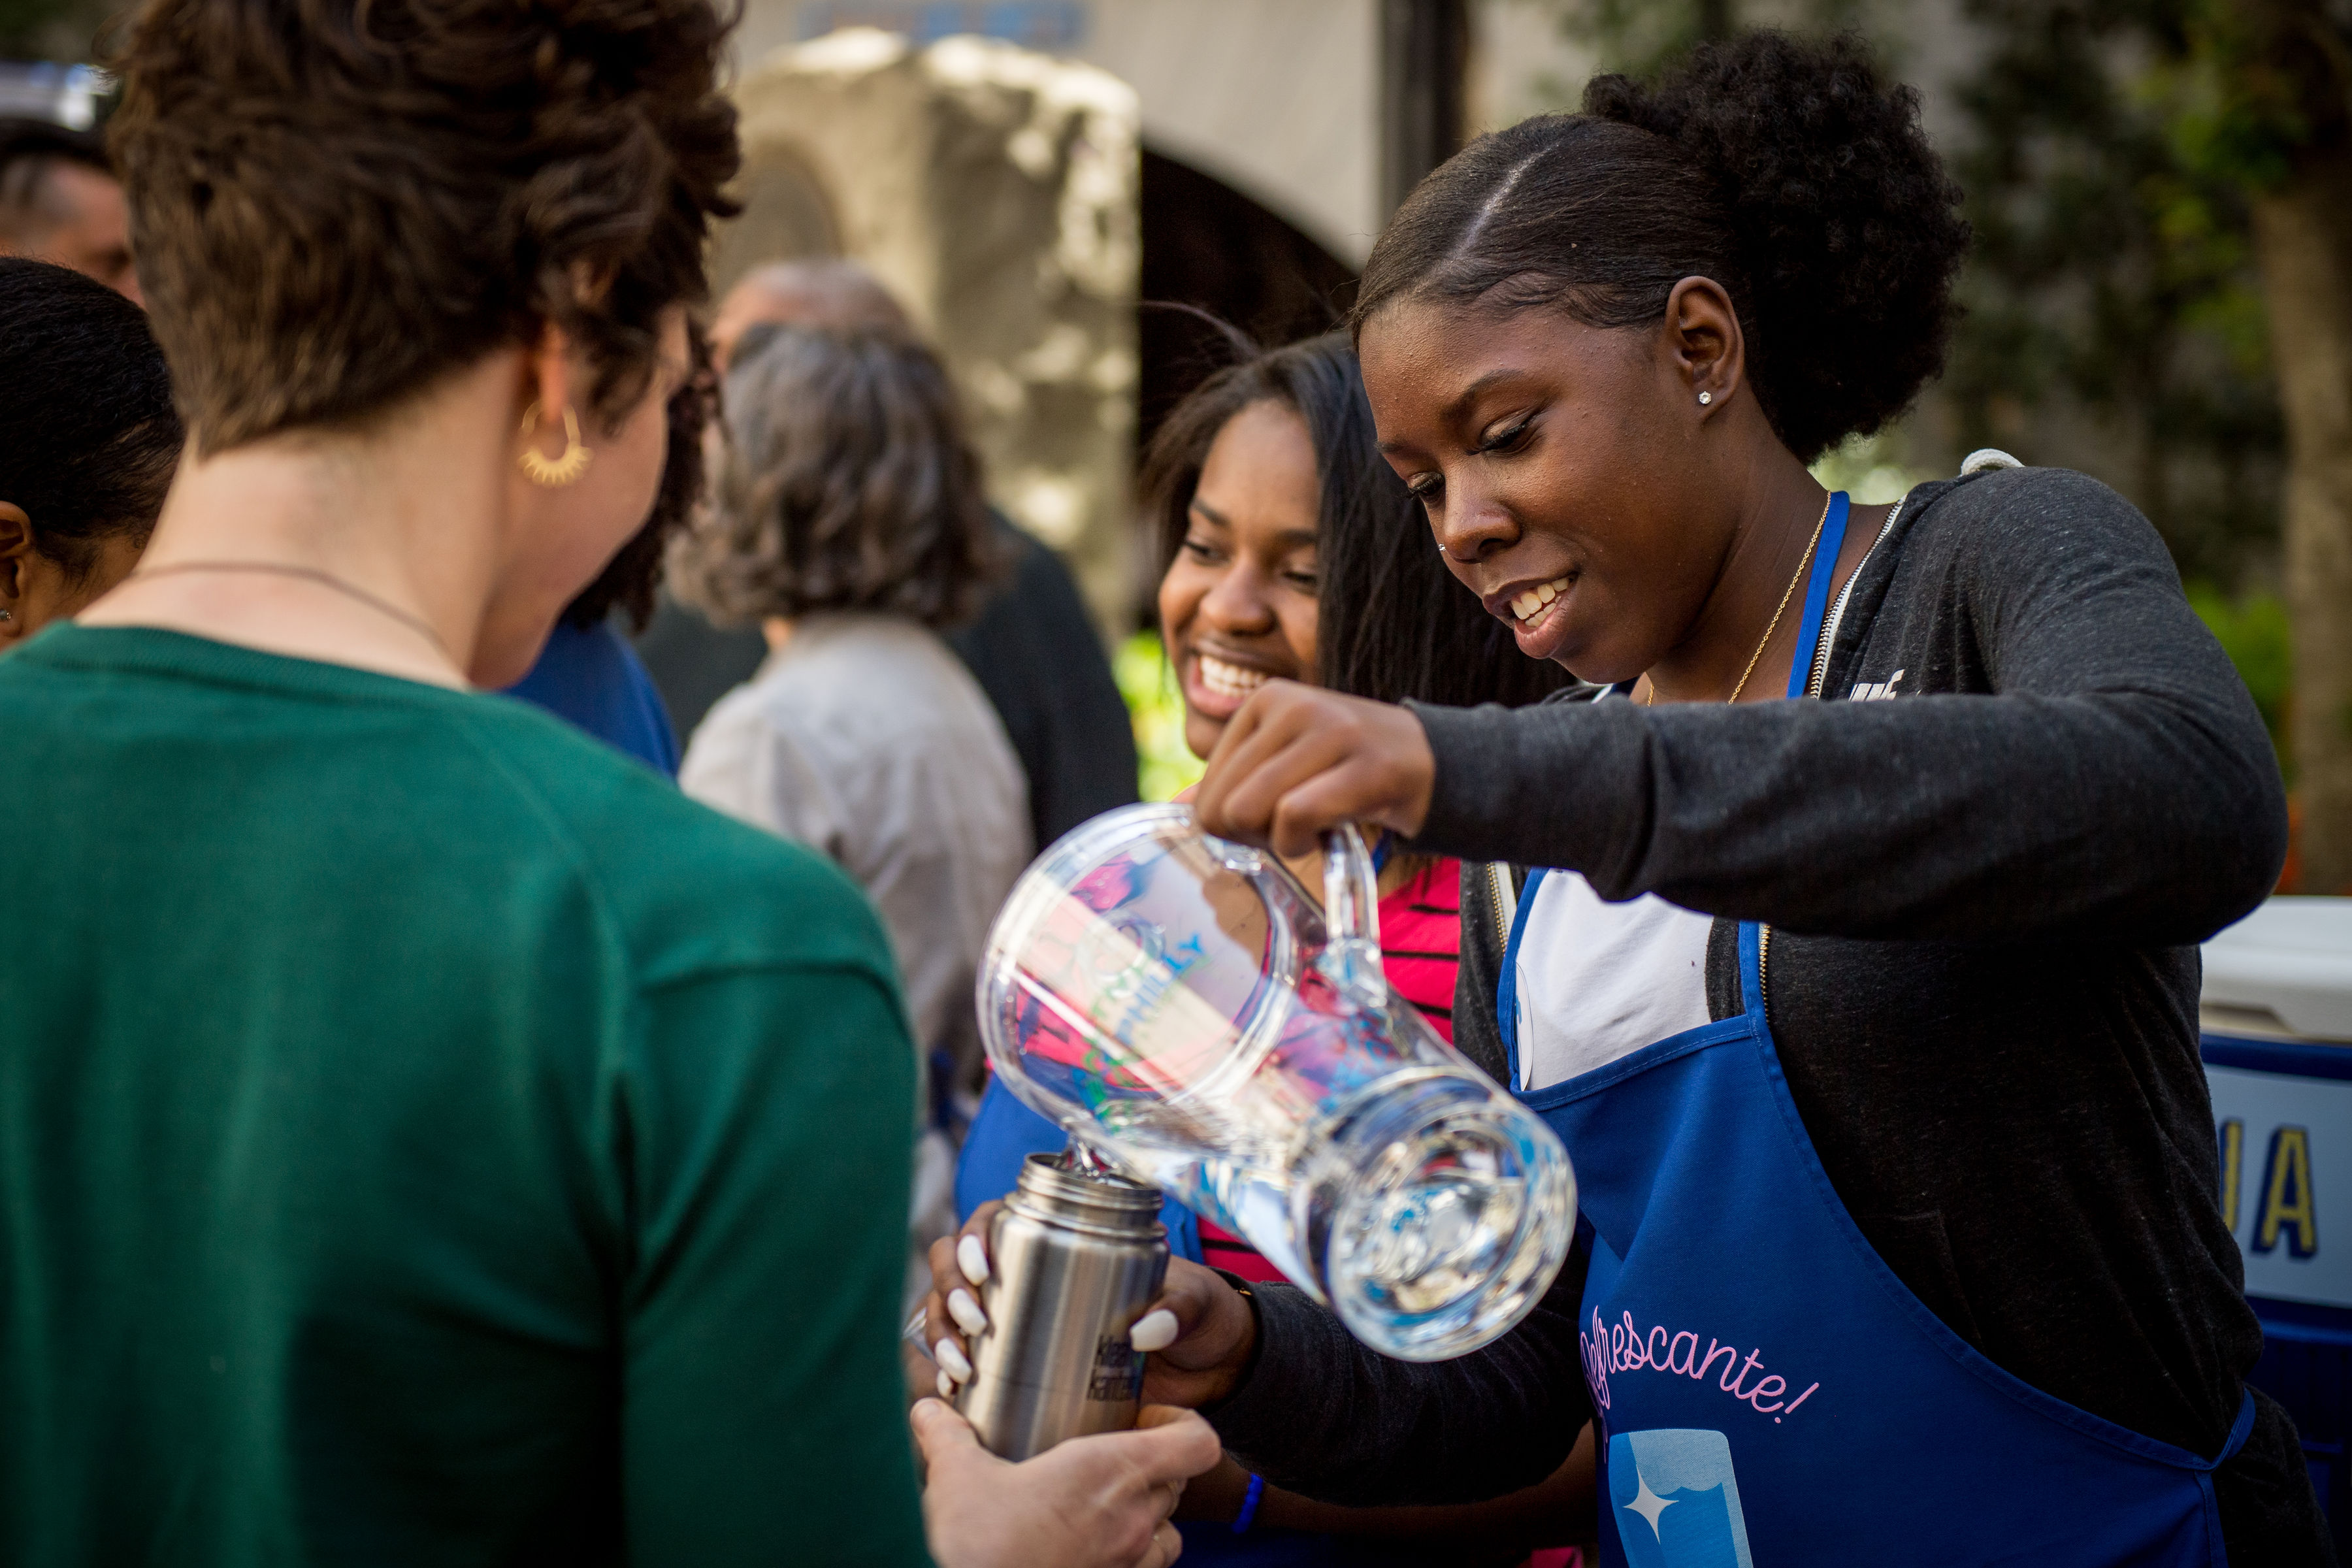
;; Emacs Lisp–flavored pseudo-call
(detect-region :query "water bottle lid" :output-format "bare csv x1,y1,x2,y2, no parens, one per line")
1009,1151,1167,1237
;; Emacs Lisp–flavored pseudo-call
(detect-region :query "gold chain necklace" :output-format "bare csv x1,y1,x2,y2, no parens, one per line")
1644,491,1833,706
128,561,453,661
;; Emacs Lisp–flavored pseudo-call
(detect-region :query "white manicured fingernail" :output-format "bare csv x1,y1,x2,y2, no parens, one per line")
948,1288,988,1336
938,1368,955,1399
958,1233,991,1284
936,1338,972,1382
1129,1308,1179,1351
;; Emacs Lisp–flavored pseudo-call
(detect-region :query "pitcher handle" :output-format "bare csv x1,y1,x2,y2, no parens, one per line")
1319,825,1386,1005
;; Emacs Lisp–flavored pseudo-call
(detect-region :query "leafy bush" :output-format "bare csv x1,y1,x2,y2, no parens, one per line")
1114,630,1205,802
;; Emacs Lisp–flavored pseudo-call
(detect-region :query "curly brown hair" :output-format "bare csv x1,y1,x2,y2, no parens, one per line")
669,325,1002,630
561,318,717,632
107,0,741,454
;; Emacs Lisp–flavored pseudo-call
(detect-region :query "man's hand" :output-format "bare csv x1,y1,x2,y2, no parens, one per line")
923,1209,1258,1410
913,1400,1219,1568
1190,681,1435,858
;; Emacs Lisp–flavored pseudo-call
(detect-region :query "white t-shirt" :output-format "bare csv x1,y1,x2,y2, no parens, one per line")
1514,870,1714,1092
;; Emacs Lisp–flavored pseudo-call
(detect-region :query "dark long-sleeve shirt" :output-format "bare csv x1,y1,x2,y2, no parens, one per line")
1207,468,2330,1561
944,517,1138,849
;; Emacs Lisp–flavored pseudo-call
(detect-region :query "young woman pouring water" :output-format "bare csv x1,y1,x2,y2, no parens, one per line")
926,33,2327,1564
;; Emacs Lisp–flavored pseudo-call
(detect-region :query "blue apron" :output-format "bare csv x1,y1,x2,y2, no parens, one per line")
1499,493,2255,1567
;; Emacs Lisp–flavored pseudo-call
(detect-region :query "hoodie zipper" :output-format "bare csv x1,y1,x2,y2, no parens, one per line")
1486,861,1518,962
1804,491,1903,700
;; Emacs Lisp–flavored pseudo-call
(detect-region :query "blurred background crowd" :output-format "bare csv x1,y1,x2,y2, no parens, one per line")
7,0,2345,892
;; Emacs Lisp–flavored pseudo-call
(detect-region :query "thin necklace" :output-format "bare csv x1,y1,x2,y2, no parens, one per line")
1644,491,1833,707
127,561,453,661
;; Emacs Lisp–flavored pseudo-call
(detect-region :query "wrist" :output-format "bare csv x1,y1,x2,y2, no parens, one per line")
1230,1471,1267,1534
1198,1268,1262,1409
1390,703,1436,840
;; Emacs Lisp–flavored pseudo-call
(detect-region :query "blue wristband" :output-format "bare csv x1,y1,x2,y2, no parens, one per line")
1230,1472,1266,1534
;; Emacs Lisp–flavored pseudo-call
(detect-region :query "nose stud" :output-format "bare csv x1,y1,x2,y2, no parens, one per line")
1698,391,1713,406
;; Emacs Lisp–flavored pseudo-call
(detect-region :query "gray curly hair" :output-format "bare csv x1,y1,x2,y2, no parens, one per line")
669,323,1000,629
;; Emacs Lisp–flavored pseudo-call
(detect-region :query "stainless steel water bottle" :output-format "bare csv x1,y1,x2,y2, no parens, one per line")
955,1150,1169,1460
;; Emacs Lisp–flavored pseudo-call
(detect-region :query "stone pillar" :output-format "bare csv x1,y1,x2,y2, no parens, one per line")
720,28,1142,638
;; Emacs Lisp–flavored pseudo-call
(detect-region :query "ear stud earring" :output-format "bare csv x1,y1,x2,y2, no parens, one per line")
1698,391,1713,406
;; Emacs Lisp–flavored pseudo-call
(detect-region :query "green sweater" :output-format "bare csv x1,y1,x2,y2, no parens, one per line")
0,627,929,1566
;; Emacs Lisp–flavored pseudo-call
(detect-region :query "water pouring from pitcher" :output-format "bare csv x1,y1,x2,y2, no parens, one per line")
977,803,1576,1360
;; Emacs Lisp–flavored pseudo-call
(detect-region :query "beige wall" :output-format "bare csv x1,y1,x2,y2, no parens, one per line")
1076,0,1381,265
722,30,1143,634
736,1,1382,266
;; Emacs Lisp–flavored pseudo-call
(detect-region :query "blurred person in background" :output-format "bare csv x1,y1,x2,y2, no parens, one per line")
500,329,713,773
644,256,1137,843
0,119,139,302
670,321,1030,1310
1,0,1211,1562
709,259,906,365
945,331,1588,1567
0,257,178,642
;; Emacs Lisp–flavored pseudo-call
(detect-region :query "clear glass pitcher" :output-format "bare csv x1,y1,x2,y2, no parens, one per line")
976,803,1575,1361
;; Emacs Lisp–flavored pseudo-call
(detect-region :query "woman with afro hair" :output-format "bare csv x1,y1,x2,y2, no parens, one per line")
927,31,2328,1565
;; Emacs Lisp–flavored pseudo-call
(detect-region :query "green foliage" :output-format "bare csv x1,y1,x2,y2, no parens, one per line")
2185,580,2291,757
1548,0,1889,80
2153,46,2295,194
1552,0,1720,81
1534,0,2289,589
1944,0,2281,586
1114,631,1205,802
2155,0,2351,195
1810,429,1935,504
0,0,108,60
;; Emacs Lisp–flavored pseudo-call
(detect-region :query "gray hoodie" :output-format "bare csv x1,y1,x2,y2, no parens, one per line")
1207,467,2328,1561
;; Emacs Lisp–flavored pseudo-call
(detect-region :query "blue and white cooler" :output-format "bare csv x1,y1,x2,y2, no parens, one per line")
2202,896,2352,1550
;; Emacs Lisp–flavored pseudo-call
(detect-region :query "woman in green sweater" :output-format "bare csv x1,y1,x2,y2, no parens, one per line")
0,1,1211,1565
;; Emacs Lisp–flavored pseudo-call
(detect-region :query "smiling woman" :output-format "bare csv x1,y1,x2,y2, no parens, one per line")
1157,397,1322,753
1139,328,1571,742
1138,29,2327,1568
1350,57,1965,699
948,329,1586,1563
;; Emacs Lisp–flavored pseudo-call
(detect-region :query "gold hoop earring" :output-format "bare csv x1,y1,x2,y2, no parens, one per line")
518,401,592,487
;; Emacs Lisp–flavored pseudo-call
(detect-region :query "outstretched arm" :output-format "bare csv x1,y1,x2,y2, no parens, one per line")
1194,474,2285,946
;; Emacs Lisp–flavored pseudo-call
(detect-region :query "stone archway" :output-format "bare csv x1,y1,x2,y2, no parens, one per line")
705,150,843,295
1136,147,1358,454
715,28,1141,635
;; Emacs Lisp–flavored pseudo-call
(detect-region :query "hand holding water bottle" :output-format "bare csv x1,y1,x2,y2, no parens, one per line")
921,1205,1260,1411
913,1396,1220,1568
